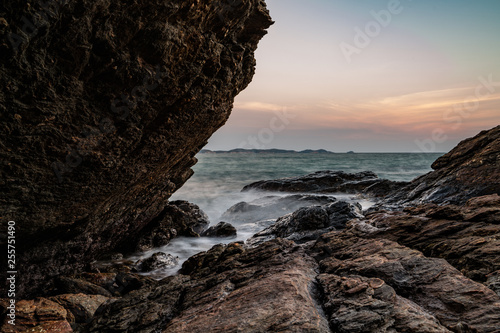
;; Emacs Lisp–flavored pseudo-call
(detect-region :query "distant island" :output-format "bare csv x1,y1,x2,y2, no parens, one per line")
200,148,334,154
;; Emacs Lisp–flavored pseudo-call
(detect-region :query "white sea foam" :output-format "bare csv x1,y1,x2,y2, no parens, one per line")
127,152,441,278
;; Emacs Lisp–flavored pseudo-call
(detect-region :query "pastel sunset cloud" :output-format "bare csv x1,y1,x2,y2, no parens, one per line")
207,0,500,152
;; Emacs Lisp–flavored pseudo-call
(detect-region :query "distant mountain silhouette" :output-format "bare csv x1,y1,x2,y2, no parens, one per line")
200,149,334,154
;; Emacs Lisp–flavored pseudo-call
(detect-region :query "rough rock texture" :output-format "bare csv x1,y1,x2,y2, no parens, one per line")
384,125,500,206
0,0,273,297
54,276,114,298
312,232,500,332
50,293,109,324
242,170,408,197
0,297,73,332
53,272,155,298
83,221,500,332
87,240,331,333
317,274,451,333
362,194,500,284
221,194,337,223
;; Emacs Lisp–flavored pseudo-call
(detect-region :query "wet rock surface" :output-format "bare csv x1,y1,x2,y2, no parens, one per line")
0,0,273,297
249,200,363,245
242,170,408,197
133,252,179,273
221,194,337,223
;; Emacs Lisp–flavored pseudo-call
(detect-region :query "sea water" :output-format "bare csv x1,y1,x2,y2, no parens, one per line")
128,152,443,277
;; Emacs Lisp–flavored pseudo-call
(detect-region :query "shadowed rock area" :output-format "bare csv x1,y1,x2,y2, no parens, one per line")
0,0,273,297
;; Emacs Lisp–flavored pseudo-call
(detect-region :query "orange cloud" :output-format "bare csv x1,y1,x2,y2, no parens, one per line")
305,86,500,136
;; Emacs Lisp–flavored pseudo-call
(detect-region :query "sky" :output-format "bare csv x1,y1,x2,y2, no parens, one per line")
206,0,500,152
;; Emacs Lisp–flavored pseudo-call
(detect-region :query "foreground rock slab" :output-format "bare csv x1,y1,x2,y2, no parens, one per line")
364,194,500,283
87,239,330,333
312,231,500,332
317,274,451,333
167,240,329,333
82,209,500,333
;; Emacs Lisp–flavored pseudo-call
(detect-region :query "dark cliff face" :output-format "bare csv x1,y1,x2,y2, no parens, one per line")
385,125,500,206
0,0,272,297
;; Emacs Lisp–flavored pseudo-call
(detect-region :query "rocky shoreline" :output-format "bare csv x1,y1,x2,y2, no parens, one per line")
2,0,500,331
2,125,500,332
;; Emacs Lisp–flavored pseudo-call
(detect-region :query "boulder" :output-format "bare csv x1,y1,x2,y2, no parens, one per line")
249,200,363,244
201,222,237,238
128,201,211,252
0,0,273,297
318,274,451,332
134,252,179,273
50,293,109,324
0,298,72,333
311,232,500,332
360,194,500,284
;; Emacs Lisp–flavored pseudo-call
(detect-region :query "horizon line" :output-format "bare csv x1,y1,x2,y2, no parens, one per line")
200,148,446,154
